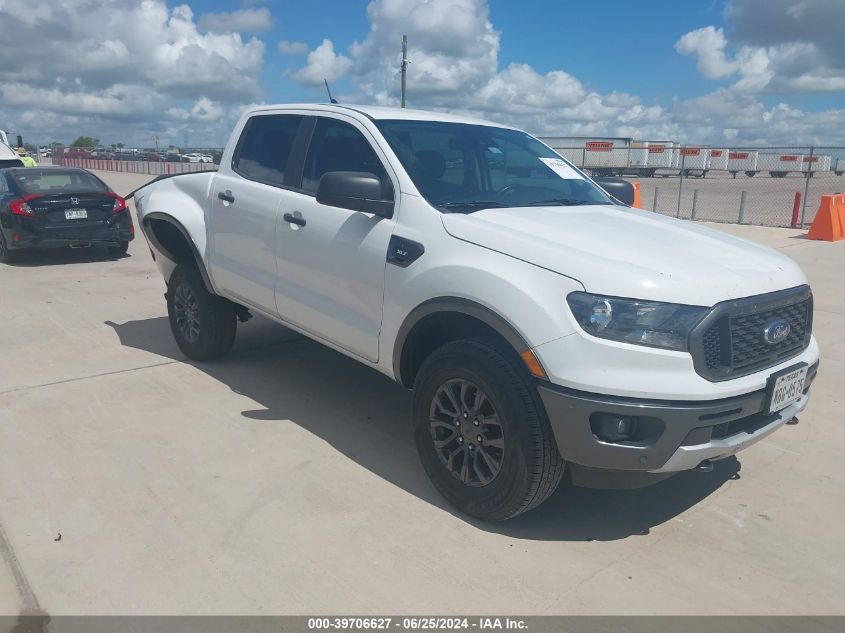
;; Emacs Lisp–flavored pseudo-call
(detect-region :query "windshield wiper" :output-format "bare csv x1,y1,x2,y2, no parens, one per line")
521,198,598,207
436,201,510,212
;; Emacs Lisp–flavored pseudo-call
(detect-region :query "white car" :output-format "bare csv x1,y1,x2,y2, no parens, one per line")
181,153,211,163
131,104,819,520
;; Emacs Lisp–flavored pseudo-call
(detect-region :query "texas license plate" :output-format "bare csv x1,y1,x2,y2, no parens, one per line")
65,208,88,220
766,364,808,414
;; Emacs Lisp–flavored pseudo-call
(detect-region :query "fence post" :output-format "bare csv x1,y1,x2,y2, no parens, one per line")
800,146,814,228
791,192,802,229
738,191,747,224
652,187,659,212
581,148,586,169
691,189,700,220
676,152,686,218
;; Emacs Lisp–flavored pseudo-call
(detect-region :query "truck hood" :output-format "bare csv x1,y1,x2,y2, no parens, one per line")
441,204,807,306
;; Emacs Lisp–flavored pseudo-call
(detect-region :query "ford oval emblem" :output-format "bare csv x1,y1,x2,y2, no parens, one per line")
763,320,791,345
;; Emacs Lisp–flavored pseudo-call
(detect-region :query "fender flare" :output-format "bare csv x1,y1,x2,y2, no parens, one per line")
392,296,532,385
142,212,215,294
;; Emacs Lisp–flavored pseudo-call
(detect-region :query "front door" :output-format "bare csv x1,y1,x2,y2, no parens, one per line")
273,115,396,361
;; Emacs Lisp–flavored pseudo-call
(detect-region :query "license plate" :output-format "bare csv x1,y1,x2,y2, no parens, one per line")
65,208,88,220
766,364,808,414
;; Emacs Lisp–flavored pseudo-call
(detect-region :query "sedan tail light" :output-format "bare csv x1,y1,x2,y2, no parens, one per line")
9,194,43,217
105,191,127,214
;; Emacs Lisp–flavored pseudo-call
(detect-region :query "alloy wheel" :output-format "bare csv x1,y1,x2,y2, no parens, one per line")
429,379,505,487
173,282,201,342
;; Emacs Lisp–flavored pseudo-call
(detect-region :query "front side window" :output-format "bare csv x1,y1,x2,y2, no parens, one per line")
374,120,612,212
233,114,304,187
302,118,389,195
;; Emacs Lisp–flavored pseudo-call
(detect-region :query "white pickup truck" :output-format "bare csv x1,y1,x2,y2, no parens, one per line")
0,130,25,168
131,104,819,520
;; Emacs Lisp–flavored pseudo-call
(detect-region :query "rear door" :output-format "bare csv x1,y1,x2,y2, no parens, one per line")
208,113,307,314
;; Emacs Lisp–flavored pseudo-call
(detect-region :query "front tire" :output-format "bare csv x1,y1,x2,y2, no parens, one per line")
413,339,564,521
166,264,236,361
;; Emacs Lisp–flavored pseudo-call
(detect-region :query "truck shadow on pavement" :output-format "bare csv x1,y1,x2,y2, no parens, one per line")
106,315,740,542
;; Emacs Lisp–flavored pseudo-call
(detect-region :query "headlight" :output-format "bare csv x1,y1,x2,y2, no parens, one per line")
566,292,708,351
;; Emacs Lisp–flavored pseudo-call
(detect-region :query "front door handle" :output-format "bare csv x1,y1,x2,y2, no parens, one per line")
283,212,306,227
218,191,235,203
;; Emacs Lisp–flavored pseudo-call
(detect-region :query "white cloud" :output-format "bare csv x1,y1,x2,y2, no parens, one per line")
290,39,352,86
2,0,843,148
0,0,265,146
278,40,309,55
199,7,273,33
675,27,739,79
676,1,845,95
307,0,845,145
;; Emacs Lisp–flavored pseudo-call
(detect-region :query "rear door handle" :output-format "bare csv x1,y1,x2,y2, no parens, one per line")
283,212,306,227
218,191,235,203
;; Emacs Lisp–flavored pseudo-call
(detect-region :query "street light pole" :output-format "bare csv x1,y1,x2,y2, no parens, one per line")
400,34,408,108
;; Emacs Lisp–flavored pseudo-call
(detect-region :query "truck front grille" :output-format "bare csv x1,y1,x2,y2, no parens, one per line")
691,286,812,381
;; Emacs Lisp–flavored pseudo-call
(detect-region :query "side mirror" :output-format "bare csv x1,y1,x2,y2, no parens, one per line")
316,171,394,218
592,176,634,206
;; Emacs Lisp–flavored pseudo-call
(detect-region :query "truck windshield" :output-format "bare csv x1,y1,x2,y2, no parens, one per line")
374,120,613,212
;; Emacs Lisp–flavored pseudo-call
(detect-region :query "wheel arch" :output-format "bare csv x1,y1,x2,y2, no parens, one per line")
393,297,534,389
142,212,214,293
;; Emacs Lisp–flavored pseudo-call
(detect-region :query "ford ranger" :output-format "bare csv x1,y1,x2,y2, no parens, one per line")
131,104,819,520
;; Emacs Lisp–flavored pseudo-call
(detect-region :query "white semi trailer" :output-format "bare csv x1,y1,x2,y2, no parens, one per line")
540,135,834,178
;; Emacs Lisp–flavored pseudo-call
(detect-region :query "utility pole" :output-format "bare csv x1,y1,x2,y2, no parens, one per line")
400,34,408,108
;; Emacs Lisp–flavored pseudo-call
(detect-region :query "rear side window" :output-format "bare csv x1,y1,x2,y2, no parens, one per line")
11,169,107,195
302,118,388,194
233,114,304,186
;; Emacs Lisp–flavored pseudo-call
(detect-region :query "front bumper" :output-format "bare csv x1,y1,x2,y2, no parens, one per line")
538,361,817,480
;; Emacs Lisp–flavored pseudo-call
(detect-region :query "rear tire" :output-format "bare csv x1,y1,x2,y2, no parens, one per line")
0,232,16,264
108,241,129,255
413,338,564,521
167,264,236,361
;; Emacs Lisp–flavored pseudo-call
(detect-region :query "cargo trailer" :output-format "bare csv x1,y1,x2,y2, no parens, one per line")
758,153,803,177
708,149,728,170
678,147,709,177
540,137,633,176
802,155,831,174
727,150,759,177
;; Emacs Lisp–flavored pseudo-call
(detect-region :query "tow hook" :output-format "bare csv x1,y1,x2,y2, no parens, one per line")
695,460,714,473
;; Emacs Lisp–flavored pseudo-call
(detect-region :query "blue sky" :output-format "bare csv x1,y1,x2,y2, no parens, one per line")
192,0,832,112
1,0,843,146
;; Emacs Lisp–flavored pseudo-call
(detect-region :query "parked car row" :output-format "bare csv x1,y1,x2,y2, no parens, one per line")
56,149,221,164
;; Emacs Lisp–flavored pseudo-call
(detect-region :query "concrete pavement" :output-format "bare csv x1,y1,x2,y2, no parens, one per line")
0,170,843,615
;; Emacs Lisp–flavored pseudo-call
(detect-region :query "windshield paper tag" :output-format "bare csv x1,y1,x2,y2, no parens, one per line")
539,157,585,180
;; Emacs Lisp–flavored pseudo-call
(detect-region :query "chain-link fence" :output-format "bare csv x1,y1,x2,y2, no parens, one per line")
543,143,845,228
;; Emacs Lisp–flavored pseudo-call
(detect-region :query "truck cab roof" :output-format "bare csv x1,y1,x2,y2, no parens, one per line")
243,103,515,129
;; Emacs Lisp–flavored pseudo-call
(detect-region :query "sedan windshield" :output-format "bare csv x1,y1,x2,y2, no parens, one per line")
374,120,613,212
